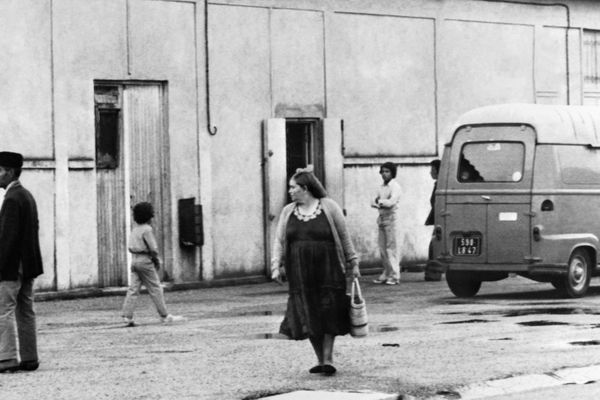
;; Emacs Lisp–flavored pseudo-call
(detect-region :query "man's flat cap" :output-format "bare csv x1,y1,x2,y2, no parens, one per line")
0,152,23,168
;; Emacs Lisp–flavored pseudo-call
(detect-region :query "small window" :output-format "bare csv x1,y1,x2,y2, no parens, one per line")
95,109,120,169
558,146,600,185
94,86,121,169
458,142,524,183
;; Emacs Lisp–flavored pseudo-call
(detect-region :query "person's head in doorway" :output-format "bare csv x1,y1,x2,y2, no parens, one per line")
430,159,441,181
289,169,327,203
0,151,23,189
133,202,155,224
379,162,397,184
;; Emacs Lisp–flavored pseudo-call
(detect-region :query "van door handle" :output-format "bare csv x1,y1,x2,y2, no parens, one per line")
481,195,491,200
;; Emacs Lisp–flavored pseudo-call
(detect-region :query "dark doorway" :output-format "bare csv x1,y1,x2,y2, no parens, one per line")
285,119,324,187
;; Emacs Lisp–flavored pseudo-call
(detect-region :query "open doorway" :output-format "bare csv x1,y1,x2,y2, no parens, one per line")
285,119,324,188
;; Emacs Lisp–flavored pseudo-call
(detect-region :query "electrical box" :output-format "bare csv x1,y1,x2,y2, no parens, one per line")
178,198,203,247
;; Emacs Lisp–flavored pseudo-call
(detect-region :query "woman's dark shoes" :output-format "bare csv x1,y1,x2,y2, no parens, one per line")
322,364,336,375
309,365,323,373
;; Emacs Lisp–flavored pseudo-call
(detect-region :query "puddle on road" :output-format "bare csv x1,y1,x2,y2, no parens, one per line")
570,340,600,346
442,307,600,319
440,319,494,324
517,320,571,327
249,324,398,339
373,324,399,332
249,333,288,340
503,307,600,317
147,349,194,353
235,310,274,317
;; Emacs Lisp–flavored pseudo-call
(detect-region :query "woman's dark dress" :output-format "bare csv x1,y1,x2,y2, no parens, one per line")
279,208,350,340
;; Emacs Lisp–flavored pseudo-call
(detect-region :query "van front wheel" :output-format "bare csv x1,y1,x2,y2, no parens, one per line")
559,249,591,298
446,271,482,297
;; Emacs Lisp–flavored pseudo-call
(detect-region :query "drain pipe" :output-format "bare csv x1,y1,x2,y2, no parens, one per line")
480,0,571,105
204,0,218,135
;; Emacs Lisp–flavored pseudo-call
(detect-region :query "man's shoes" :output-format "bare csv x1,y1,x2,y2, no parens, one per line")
0,359,20,373
372,278,386,284
19,360,39,371
122,317,135,327
384,279,399,285
161,314,186,324
0,359,39,373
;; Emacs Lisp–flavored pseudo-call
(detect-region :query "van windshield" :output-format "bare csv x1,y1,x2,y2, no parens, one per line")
458,142,524,183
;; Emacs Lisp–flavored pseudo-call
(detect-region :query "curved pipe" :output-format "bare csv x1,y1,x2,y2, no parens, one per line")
480,0,571,105
204,0,217,135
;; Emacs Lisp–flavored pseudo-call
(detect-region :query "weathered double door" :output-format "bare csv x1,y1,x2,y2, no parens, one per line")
95,83,170,287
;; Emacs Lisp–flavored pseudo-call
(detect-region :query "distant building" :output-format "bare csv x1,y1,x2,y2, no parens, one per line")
2,0,600,291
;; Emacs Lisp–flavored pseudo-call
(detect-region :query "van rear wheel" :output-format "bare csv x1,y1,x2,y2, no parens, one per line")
555,249,591,298
446,271,482,297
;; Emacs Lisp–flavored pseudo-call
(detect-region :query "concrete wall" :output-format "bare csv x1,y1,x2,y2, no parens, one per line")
4,0,600,291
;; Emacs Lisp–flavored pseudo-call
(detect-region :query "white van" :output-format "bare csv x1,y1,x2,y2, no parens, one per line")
432,104,600,298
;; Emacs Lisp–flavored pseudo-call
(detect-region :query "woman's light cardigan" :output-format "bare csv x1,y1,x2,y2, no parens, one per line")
271,197,359,275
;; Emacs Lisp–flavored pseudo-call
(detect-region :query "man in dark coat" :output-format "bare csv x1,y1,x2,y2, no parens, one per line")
0,152,43,373
425,159,442,281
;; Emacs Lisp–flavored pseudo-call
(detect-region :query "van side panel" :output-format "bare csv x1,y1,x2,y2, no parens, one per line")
531,145,600,268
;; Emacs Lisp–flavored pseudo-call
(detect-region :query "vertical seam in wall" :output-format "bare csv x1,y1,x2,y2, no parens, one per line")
195,1,201,197
50,0,58,290
322,10,327,118
268,8,273,117
433,17,439,157
578,27,584,105
194,1,203,279
126,0,131,75
532,24,536,103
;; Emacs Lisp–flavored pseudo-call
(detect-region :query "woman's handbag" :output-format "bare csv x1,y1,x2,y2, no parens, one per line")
349,278,368,337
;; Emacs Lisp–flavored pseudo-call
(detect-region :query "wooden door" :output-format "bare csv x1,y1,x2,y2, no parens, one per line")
96,83,170,287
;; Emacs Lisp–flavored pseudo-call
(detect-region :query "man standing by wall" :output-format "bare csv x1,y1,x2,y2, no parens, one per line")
425,159,443,281
371,162,401,285
0,152,43,373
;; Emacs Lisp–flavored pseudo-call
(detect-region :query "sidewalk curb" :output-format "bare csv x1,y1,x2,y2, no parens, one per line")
430,364,600,399
34,276,269,302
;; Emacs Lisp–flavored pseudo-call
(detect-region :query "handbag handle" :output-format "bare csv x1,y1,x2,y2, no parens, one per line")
351,278,363,304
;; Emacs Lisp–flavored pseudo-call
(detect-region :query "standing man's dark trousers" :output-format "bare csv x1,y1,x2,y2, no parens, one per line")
424,239,443,281
0,277,38,365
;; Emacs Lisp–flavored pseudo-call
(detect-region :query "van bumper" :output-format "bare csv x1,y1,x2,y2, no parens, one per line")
444,263,568,275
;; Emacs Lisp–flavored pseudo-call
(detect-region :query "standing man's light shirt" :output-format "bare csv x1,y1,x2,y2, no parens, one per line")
373,179,401,214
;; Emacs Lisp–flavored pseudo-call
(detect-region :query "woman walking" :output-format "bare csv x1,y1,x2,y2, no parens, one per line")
271,169,360,375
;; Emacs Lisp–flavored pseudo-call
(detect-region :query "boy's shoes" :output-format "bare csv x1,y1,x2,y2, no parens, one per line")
122,317,135,327
161,314,186,324
385,279,399,285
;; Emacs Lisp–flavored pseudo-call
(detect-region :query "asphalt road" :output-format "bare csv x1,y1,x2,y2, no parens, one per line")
2,272,600,399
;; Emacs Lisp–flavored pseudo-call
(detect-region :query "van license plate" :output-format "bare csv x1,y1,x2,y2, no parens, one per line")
453,236,481,256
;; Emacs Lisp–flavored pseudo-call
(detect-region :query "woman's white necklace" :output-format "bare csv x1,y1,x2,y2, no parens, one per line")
294,200,322,222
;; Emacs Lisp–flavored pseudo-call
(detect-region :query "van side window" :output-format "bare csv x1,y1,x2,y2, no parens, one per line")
458,142,524,183
557,146,600,185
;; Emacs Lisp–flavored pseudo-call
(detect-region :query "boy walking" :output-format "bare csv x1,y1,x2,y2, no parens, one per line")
121,202,184,326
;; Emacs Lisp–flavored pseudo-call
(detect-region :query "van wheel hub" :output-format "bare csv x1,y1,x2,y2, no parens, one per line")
568,257,586,289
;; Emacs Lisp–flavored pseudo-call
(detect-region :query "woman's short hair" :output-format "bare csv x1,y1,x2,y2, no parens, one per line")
380,162,397,178
133,202,154,224
292,170,327,199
